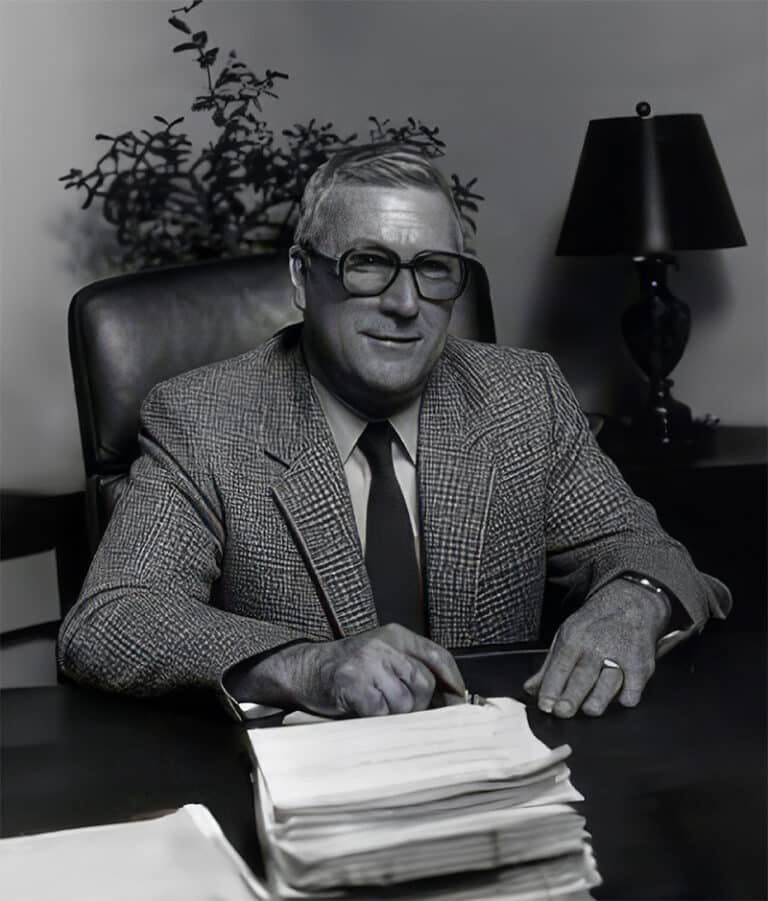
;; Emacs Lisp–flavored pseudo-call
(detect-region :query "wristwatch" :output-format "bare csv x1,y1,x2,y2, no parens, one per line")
621,571,670,601
620,571,690,656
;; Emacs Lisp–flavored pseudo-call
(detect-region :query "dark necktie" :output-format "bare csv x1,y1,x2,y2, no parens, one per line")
357,421,426,635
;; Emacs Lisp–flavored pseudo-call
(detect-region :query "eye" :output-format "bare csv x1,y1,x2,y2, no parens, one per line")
416,256,459,280
345,250,392,272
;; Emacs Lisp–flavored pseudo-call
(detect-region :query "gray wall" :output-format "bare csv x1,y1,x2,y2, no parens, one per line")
2,0,765,493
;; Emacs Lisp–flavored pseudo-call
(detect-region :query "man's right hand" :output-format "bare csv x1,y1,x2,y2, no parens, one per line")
239,624,466,717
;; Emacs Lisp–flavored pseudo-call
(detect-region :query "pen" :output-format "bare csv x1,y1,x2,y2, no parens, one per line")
464,690,488,706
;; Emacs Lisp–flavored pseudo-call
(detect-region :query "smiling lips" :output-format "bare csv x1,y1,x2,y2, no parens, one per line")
363,332,421,344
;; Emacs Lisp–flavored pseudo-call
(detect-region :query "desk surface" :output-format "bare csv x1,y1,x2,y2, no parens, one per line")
599,424,767,470
2,623,765,900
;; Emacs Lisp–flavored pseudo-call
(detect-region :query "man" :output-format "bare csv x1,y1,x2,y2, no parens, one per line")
58,145,731,721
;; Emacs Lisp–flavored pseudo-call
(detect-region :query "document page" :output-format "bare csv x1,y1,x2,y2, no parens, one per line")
250,697,572,813
0,804,269,901
247,697,601,898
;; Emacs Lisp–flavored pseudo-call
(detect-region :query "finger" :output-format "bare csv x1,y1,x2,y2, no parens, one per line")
386,654,435,711
582,666,624,717
430,690,466,708
618,658,655,708
419,640,466,696
537,641,581,713
347,681,390,717
384,626,466,696
372,662,417,715
523,639,559,695
552,652,604,718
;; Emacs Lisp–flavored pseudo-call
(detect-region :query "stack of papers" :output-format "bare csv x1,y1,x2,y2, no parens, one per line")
0,804,269,901
247,697,601,899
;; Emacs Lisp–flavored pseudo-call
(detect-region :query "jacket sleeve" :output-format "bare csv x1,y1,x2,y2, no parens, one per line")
539,353,732,630
57,383,306,716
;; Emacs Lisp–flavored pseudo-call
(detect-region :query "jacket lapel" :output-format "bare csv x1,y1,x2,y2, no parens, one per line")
263,331,378,638
259,327,497,645
417,352,498,647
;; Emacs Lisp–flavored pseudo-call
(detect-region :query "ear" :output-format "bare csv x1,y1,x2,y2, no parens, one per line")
288,245,307,311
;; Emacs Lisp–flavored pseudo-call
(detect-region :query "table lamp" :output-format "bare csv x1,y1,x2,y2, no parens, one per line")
556,102,746,453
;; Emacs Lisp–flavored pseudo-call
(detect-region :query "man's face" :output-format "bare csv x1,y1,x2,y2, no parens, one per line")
294,184,463,419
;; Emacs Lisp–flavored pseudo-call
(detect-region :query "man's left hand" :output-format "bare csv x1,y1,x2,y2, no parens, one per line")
523,579,671,717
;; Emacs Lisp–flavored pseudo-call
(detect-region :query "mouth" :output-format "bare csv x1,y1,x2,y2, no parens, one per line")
362,332,422,345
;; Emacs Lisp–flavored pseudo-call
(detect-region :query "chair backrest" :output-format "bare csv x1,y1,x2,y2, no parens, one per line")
69,253,496,551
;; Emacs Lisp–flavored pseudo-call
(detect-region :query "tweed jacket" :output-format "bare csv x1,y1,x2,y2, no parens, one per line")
58,324,730,702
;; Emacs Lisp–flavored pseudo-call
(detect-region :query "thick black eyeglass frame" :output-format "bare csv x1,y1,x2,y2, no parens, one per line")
299,243,472,302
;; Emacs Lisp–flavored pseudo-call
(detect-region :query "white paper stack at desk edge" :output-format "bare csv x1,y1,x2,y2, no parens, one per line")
247,697,602,899
0,804,271,901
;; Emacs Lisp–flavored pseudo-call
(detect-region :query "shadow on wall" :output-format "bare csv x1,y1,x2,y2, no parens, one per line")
521,225,733,418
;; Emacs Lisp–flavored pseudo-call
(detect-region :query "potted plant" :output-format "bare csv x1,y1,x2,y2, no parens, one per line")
60,0,483,274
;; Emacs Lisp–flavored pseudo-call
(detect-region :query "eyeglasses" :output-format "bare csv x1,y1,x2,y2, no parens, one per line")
301,244,470,302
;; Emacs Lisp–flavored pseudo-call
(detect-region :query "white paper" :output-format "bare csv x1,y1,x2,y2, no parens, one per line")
248,697,601,897
0,804,271,901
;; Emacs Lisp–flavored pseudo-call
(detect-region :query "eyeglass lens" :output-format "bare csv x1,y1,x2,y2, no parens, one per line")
342,249,464,301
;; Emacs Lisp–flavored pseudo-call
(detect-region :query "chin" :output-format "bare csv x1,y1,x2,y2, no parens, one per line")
352,375,423,416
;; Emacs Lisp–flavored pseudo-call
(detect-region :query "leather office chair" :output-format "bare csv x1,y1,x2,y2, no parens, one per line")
69,253,496,553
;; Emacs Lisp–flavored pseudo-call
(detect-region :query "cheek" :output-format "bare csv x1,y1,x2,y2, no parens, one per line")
421,305,454,349
304,275,355,356
306,303,363,372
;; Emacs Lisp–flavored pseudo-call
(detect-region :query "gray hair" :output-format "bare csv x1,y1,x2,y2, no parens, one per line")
293,144,469,250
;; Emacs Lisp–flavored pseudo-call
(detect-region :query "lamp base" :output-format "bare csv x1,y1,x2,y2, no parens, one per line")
598,410,719,464
634,376,692,444
619,255,713,455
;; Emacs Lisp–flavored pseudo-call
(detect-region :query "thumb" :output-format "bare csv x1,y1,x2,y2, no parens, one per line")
430,689,466,708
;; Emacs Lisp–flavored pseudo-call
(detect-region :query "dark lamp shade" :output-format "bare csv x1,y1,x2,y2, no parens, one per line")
556,113,747,256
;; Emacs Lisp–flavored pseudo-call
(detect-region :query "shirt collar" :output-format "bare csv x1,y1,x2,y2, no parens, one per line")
311,376,420,465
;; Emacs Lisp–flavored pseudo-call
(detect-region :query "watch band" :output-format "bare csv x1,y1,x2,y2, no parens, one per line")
620,572,669,600
620,572,690,657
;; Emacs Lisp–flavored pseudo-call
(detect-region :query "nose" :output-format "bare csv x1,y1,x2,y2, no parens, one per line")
378,268,419,319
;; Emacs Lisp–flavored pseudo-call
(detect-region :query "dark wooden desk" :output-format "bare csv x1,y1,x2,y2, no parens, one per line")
2,623,765,899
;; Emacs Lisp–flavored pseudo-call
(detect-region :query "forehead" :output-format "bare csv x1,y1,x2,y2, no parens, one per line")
318,184,463,255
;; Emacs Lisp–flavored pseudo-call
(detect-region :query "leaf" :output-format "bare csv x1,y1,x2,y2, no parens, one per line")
95,133,114,141
154,115,169,125
173,42,198,53
168,16,191,34
192,30,208,45
200,48,219,67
